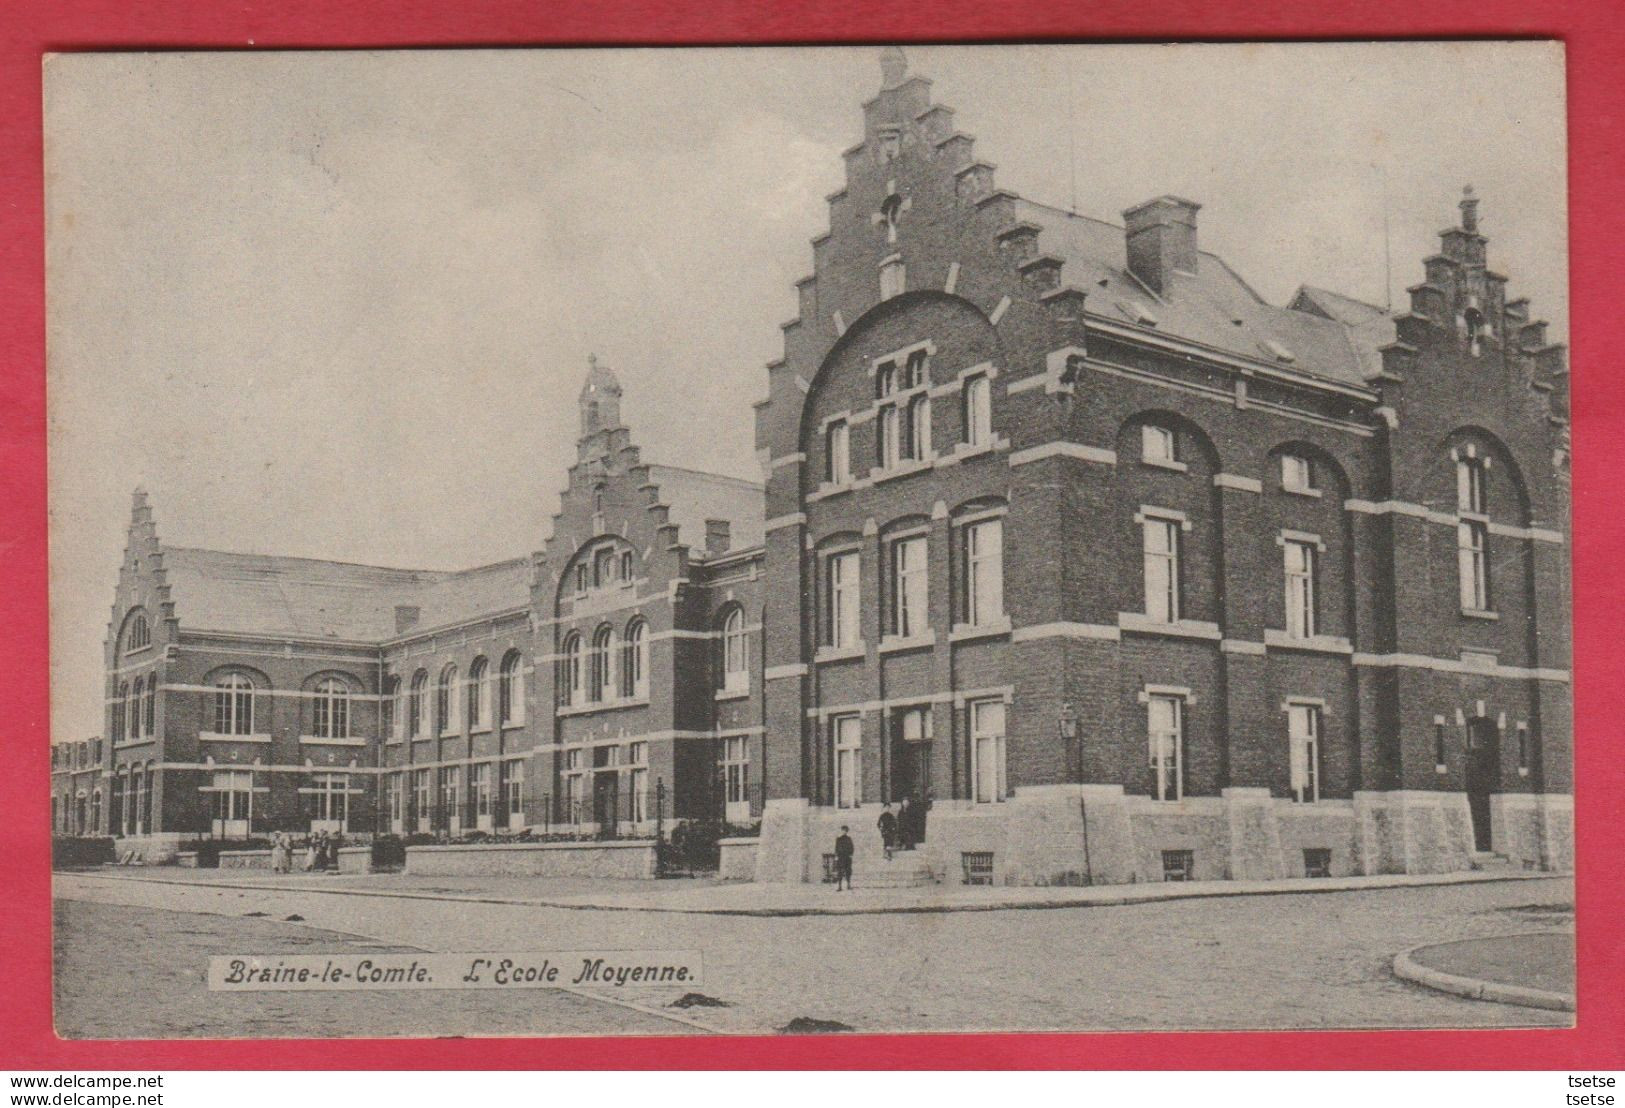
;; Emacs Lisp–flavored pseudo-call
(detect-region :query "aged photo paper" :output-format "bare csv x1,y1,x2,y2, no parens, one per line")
45,43,1572,1037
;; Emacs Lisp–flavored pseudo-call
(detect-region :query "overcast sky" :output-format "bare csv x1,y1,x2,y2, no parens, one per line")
44,43,1567,743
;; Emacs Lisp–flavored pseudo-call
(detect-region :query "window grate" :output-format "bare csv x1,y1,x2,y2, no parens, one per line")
821,853,839,884
961,851,995,886
1161,849,1194,882
1303,848,1332,878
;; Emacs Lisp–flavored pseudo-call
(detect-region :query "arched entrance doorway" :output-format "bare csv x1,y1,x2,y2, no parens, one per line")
1465,716,1501,852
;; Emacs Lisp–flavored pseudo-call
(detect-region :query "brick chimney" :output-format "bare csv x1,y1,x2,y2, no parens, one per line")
1123,195,1201,294
704,519,731,556
394,605,421,634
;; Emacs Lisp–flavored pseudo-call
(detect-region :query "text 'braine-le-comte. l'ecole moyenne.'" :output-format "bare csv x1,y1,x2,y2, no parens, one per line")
55,47,1571,889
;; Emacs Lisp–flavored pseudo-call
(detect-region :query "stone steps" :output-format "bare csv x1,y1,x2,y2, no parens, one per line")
850,854,937,889
1471,850,1513,871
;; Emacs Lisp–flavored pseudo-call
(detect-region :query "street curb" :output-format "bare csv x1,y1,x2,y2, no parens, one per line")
1392,933,1575,1012
59,867,1567,918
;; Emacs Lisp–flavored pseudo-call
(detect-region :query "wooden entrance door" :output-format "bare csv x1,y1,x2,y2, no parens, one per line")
1465,717,1500,852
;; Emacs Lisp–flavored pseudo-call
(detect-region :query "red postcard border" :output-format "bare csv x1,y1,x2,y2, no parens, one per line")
2,0,1620,1071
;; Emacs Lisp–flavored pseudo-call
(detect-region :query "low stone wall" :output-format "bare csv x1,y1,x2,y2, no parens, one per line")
111,832,185,865
175,852,199,869
218,849,272,870
336,845,374,875
405,839,658,879
717,837,760,881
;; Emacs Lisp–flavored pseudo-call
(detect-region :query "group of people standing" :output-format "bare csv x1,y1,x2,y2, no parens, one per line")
268,829,341,874
877,797,923,860
829,796,928,892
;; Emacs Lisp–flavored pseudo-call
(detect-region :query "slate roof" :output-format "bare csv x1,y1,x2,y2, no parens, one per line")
162,547,529,643
646,464,765,554
1018,199,1396,389
160,462,763,642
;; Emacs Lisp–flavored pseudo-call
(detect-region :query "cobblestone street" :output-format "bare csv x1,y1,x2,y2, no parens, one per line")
54,872,1574,1036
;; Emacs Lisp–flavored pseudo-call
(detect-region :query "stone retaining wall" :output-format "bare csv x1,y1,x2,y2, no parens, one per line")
404,839,658,879
717,837,760,881
754,786,1573,886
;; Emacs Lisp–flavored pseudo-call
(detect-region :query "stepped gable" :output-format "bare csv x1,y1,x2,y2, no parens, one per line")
644,464,765,554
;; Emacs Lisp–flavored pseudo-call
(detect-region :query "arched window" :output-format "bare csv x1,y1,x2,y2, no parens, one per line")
467,656,490,729
408,670,428,738
435,665,458,735
125,611,151,653
313,677,351,739
721,607,748,692
904,392,931,461
143,675,156,736
113,681,128,743
621,619,648,699
594,547,615,589
499,650,524,725
129,677,145,740
382,676,400,739
559,633,583,707
90,790,101,832
590,624,614,702
213,672,255,735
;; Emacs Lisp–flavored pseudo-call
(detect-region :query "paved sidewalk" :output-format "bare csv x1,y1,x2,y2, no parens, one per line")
1393,931,1576,1011
62,864,1560,916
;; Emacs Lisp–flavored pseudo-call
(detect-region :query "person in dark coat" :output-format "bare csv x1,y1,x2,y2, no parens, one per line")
833,826,854,891
877,804,897,861
896,796,915,851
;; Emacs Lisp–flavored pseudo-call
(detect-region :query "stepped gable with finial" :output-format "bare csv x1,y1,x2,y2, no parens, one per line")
539,356,762,604
757,50,1565,466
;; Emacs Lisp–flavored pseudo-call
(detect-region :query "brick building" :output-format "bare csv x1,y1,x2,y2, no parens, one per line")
88,359,765,861
750,49,1571,885
74,48,1569,886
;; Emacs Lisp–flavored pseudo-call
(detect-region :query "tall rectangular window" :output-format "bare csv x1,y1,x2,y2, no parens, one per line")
903,394,931,462
878,405,901,469
1457,456,1488,515
1148,693,1184,802
1142,516,1181,623
1458,520,1491,610
965,519,1004,626
563,749,586,824
891,536,928,637
628,742,648,823
473,763,493,824
826,420,850,484
833,715,861,809
213,675,253,735
502,759,524,825
1281,453,1314,492
439,767,462,830
827,551,860,647
312,772,349,830
386,773,404,830
1284,539,1317,638
963,373,992,446
210,770,253,837
1287,703,1321,803
971,699,1007,804
413,769,432,832
723,736,750,806
1142,424,1176,465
